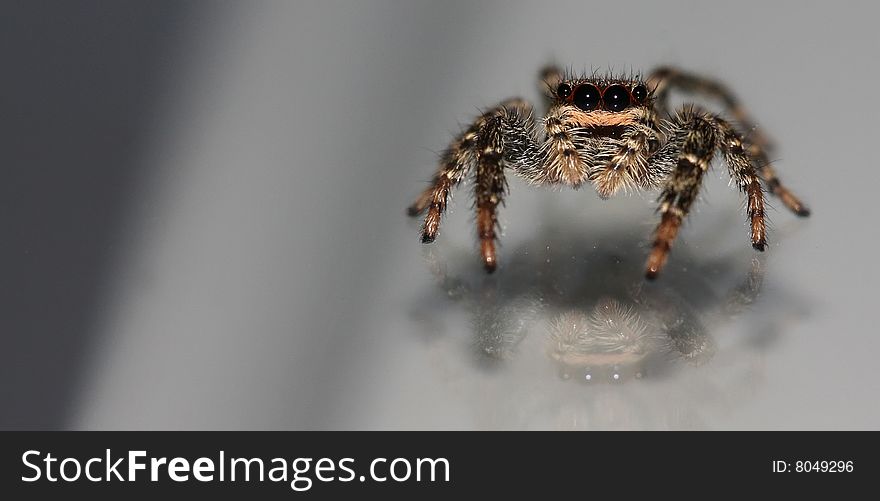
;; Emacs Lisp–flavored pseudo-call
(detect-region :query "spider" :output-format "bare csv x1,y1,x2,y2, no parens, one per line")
407,65,809,279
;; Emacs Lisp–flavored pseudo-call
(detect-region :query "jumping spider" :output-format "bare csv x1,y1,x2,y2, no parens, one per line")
407,66,809,279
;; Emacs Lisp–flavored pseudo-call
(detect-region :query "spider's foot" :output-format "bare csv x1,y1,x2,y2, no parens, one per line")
645,233,672,281
772,185,810,218
420,233,435,244
645,255,666,280
483,260,497,274
481,240,497,273
645,249,665,279
406,205,424,217
752,242,766,252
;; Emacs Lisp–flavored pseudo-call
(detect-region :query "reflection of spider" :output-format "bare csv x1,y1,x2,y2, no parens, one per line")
415,224,767,384
408,215,808,428
407,65,809,278
546,269,757,384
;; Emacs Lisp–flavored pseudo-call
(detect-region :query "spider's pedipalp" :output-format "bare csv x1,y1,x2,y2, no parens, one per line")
589,107,666,198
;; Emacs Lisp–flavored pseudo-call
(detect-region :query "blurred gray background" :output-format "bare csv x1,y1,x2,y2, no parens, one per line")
2,1,878,429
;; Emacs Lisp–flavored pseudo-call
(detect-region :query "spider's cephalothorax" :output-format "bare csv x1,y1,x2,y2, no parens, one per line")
407,66,809,279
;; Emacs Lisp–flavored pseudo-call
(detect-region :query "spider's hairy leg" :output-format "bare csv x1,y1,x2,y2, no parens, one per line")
713,116,768,251
473,98,535,272
749,148,810,217
647,67,766,145
646,108,769,279
475,123,506,272
408,97,539,271
539,65,565,101
407,121,479,243
645,111,717,280
648,66,810,217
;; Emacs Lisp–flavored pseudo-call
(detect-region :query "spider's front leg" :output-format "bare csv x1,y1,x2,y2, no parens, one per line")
646,107,767,279
407,98,535,272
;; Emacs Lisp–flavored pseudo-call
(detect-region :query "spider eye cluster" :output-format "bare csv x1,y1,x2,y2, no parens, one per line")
557,82,648,112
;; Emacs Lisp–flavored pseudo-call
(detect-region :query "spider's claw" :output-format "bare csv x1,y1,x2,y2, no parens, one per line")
768,182,810,218
421,233,435,244
645,267,659,281
752,242,766,252
407,188,435,218
480,238,498,273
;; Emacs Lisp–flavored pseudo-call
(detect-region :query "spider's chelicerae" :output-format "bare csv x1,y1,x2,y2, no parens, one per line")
407,65,809,279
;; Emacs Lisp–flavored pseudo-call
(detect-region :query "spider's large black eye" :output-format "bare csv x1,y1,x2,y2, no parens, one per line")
572,84,601,111
632,84,647,103
556,82,572,99
604,84,630,112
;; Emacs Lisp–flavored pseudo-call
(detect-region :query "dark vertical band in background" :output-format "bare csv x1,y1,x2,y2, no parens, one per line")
0,1,195,429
